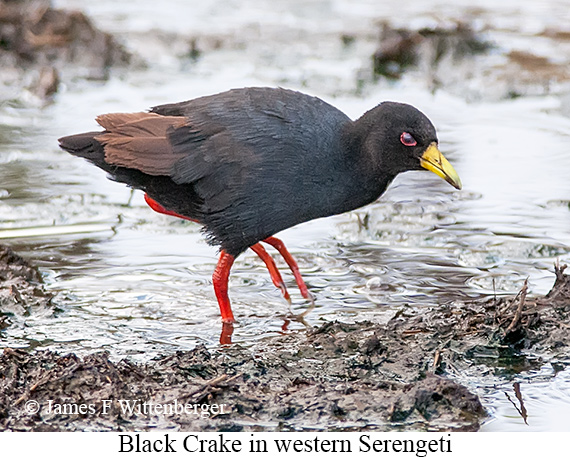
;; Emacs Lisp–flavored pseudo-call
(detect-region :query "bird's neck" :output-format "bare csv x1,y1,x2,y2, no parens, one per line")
331,122,396,213
345,119,395,181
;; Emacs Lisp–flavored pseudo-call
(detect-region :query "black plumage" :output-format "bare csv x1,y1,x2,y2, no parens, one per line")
60,87,449,256
59,87,461,323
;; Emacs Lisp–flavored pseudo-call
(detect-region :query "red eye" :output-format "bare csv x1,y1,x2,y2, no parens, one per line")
400,132,417,147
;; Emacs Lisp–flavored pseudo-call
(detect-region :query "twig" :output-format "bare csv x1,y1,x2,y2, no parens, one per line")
501,283,525,314
432,349,442,371
401,329,428,337
179,373,242,402
505,279,528,334
554,259,567,282
14,362,83,406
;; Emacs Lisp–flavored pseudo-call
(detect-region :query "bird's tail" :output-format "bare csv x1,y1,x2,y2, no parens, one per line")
58,130,159,192
58,131,110,170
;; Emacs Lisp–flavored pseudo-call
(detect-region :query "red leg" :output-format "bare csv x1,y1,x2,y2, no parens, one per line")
250,243,291,303
262,236,314,303
145,193,294,303
212,251,235,323
144,193,197,222
145,194,304,318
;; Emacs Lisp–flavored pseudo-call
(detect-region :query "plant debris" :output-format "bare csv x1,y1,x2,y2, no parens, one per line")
0,244,53,328
1,242,570,431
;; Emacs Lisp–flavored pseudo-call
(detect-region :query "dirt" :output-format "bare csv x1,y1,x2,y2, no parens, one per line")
1,242,569,431
0,244,54,330
372,22,490,79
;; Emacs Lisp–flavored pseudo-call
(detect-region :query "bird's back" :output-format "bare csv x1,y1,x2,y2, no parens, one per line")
60,88,354,255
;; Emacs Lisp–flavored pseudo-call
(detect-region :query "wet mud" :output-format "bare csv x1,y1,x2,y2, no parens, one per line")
372,22,490,80
0,0,131,101
372,20,570,99
4,2,569,104
1,243,569,431
0,244,54,330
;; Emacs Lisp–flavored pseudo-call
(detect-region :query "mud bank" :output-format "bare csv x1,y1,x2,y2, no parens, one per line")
0,244,53,330
0,0,131,101
371,20,570,100
1,244,569,431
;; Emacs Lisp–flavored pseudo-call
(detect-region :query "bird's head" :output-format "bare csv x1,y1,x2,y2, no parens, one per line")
362,102,462,190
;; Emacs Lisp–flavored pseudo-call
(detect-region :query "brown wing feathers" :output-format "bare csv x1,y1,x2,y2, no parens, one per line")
95,112,187,176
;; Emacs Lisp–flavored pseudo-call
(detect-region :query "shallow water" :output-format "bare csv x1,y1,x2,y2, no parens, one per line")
2,0,570,431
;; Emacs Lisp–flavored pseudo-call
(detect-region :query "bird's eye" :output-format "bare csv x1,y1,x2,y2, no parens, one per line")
400,132,417,147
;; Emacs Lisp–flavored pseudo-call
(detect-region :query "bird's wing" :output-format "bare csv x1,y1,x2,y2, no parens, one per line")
95,112,186,175
97,88,348,216
95,112,260,214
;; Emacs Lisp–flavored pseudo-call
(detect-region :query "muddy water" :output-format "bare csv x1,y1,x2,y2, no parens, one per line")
2,0,570,431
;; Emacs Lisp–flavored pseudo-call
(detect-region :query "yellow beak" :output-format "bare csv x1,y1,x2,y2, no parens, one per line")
420,142,462,190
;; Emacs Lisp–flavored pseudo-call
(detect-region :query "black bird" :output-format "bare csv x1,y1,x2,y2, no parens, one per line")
59,87,461,324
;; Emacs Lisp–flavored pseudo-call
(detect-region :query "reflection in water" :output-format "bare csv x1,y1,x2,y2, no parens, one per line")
504,382,528,426
1,0,570,432
481,366,570,432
